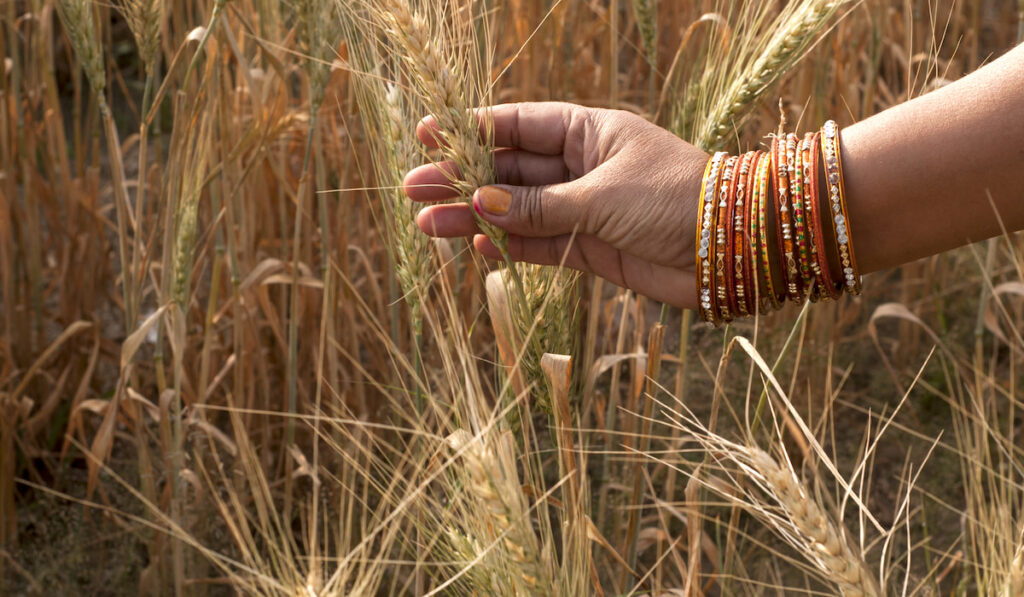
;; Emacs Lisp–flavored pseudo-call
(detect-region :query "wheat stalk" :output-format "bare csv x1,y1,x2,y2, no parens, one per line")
113,0,163,71
296,0,337,110
340,5,436,334
681,0,851,149
662,396,882,596
55,0,105,93
370,0,580,414
487,267,580,414
1004,543,1024,597
446,429,551,595
747,449,880,597
374,0,506,246
383,84,436,325
631,0,658,67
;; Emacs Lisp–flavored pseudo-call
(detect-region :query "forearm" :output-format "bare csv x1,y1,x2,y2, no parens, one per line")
842,43,1024,274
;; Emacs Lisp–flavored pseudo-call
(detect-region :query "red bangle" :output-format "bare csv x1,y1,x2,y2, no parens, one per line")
807,132,841,301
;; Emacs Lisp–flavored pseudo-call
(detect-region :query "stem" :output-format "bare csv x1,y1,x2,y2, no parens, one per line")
98,96,136,331
170,305,187,597
181,4,225,91
130,69,157,327
284,109,319,521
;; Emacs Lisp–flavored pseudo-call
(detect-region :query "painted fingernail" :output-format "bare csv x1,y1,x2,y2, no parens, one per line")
477,186,511,216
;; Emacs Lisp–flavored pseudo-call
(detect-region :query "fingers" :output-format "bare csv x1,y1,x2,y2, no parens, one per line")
404,149,572,202
416,177,590,239
473,234,696,308
416,204,478,237
417,102,582,155
473,181,587,238
403,160,461,202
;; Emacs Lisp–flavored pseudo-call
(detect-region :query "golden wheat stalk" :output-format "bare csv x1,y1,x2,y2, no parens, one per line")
113,0,163,71
631,0,658,67
296,0,337,110
693,0,851,149
747,449,880,597
446,429,551,595
340,4,436,328
371,0,579,414
1002,541,1024,597
383,83,436,323
374,0,506,245
55,0,105,93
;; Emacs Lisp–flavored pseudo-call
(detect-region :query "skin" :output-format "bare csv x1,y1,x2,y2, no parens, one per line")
403,43,1024,310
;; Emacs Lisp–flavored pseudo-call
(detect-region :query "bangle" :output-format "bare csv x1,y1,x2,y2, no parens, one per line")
754,149,782,312
788,133,813,294
694,122,862,322
697,152,725,324
730,151,755,317
741,151,760,316
821,120,862,295
772,135,802,303
807,132,841,301
716,155,739,322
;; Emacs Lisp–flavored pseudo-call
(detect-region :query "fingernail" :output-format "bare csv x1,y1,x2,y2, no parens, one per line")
477,186,512,216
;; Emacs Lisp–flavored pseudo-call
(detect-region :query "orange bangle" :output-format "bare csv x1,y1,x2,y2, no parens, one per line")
772,135,802,303
716,155,739,322
806,132,839,301
821,120,862,295
730,151,755,317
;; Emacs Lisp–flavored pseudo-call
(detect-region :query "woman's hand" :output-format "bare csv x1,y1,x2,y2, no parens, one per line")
403,102,710,308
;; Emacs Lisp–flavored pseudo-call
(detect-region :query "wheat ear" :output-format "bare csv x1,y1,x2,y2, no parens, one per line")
1004,543,1024,597
446,430,550,595
55,0,105,93
375,0,505,246
631,0,658,67
296,0,337,110
749,449,880,597
113,0,163,71
699,0,848,149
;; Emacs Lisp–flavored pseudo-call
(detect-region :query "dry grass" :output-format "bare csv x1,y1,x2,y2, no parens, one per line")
1,0,1022,595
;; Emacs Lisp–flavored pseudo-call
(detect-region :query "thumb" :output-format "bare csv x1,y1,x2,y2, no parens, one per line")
472,182,589,237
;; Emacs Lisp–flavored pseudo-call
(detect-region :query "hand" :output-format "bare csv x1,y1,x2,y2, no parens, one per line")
403,102,710,308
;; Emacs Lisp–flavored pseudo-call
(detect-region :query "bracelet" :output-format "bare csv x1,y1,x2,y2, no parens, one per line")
716,155,739,322
756,149,782,312
697,152,725,324
730,151,755,317
740,151,760,316
807,132,842,301
788,133,813,294
692,122,863,325
772,135,803,303
821,120,862,295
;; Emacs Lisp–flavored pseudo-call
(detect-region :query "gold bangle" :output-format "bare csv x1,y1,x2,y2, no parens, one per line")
821,120,862,295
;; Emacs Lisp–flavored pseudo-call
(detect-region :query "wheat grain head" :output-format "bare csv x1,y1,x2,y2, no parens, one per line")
747,449,880,597
55,0,106,92
113,0,163,70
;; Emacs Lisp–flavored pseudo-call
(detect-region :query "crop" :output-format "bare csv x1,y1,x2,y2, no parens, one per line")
1,1,1022,595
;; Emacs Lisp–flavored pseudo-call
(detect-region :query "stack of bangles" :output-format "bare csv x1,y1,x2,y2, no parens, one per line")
695,120,862,326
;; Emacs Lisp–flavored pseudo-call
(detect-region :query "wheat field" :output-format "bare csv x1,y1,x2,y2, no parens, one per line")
1,0,1022,595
